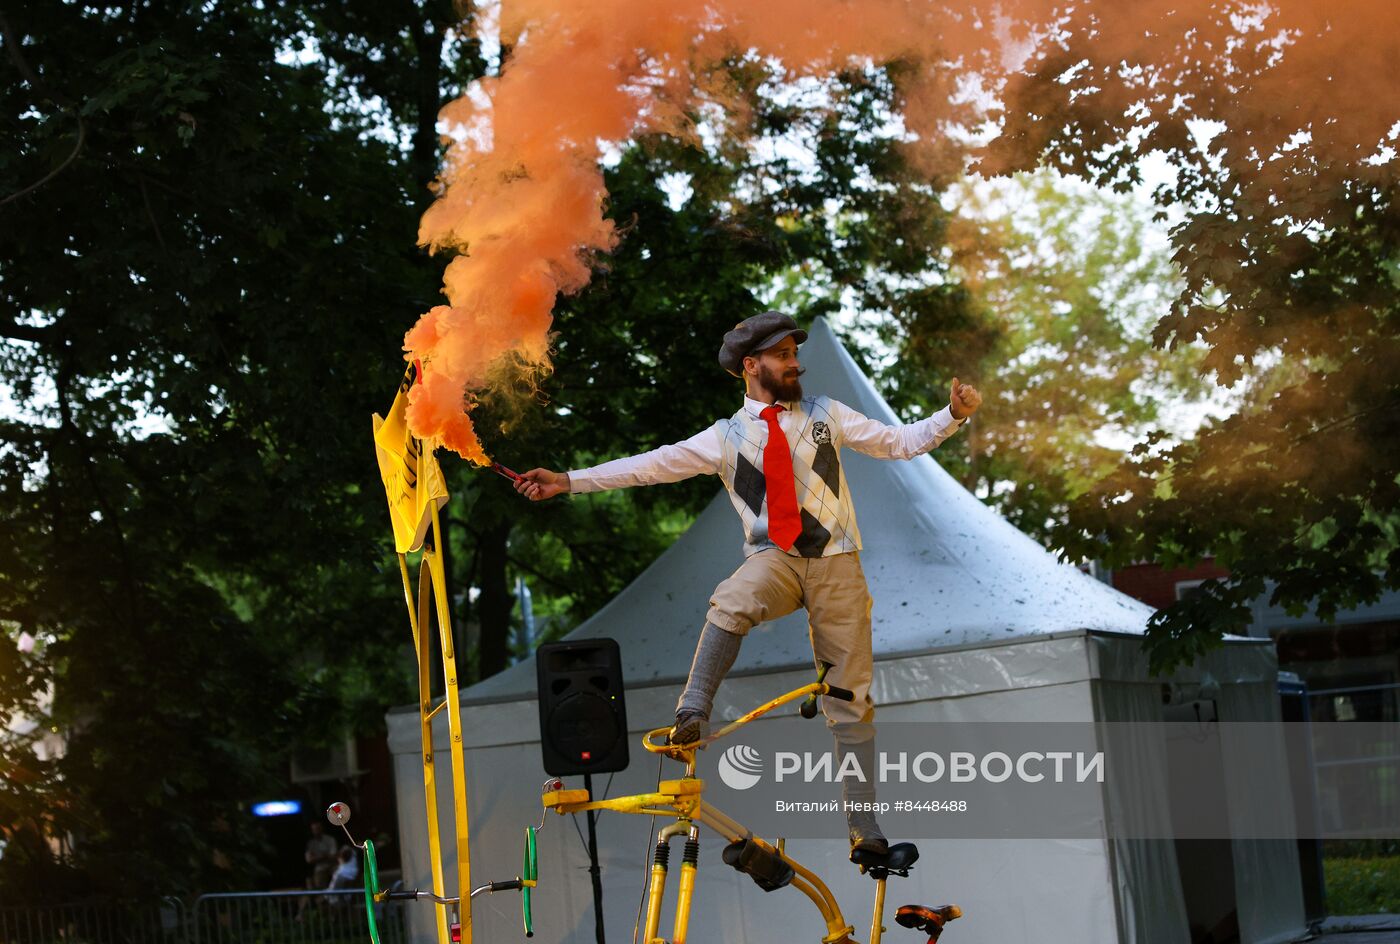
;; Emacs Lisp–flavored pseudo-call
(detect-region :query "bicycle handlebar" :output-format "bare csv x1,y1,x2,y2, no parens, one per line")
644,680,857,754
383,890,427,902
469,879,525,898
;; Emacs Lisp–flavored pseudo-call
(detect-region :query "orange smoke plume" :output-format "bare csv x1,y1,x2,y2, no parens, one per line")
403,0,1400,460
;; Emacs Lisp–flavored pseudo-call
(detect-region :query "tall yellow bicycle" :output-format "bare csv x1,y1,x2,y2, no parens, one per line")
369,369,959,944
540,666,963,944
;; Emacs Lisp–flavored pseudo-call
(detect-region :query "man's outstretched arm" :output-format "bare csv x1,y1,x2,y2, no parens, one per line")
834,378,983,460
515,423,724,502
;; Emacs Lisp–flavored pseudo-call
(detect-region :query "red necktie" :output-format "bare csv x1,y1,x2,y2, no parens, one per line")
760,404,802,551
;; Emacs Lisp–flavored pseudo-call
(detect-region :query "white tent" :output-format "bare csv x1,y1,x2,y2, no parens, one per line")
387,319,1306,944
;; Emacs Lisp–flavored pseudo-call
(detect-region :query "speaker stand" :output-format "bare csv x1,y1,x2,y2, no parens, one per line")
584,773,606,944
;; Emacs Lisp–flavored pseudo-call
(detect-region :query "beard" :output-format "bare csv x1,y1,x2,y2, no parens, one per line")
759,362,804,402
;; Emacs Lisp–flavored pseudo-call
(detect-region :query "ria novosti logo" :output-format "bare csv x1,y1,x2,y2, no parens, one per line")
717,744,764,790
715,745,1104,789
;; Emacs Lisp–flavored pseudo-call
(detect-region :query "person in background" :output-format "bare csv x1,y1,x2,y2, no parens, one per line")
304,821,338,889
328,846,361,894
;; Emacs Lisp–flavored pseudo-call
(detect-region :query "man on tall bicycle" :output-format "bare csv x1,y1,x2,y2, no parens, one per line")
516,311,982,858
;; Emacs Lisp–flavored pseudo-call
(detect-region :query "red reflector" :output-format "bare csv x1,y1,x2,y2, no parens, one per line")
450,924,461,943
581,751,591,760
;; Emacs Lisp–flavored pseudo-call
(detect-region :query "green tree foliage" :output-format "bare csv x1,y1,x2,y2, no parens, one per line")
0,0,470,898
938,171,1210,540
982,5,1400,672
457,63,983,659
10,0,1356,901
0,7,983,898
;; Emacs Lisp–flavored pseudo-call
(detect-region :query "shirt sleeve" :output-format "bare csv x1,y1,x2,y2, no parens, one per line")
567,422,725,495
829,399,966,460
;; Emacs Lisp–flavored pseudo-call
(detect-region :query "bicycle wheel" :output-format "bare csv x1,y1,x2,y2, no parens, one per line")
522,826,537,936
363,840,382,944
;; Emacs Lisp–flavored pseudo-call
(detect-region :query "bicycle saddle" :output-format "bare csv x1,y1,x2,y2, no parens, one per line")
895,904,963,942
850,841,919,873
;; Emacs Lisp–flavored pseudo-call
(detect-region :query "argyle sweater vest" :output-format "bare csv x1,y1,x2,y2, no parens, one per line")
719,396,861,558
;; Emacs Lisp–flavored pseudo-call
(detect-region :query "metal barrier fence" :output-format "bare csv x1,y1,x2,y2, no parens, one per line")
0,891,404,944
1308,682,1400,838
0,899,182,944
191,891,406,944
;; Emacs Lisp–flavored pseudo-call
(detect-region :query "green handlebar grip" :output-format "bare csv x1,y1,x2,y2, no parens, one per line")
363,840,382,944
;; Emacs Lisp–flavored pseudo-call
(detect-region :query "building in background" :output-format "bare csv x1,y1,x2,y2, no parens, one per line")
1104,558,1400,725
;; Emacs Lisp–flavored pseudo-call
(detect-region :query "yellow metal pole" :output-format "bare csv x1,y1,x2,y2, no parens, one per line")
416,558,450,944
397,554,419,647
671,826,700,944
694,803,854,943
642,854,668,944
869,876,887,944
427,502,472,941
672,862,695,944
374,377,463,944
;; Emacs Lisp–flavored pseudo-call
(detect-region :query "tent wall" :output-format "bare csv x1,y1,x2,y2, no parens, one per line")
391,707,1119,944
390,633,1306,944
388,633,1209,944
1218,681,1307,944
455,318,1161,710
1090,634,1306,944
384,320,1305,943
1091,679,1192,944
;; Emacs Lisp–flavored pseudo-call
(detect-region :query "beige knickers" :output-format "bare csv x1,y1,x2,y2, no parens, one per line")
706,548,875,730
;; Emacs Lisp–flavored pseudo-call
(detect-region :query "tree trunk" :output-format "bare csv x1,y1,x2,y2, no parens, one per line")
475,520,514,679
408,2,446,198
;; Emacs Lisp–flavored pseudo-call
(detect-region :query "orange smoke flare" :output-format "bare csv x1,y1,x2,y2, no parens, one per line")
403,0,1400,460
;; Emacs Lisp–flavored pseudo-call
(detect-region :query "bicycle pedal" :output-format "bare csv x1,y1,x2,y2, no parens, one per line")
895,904,962,941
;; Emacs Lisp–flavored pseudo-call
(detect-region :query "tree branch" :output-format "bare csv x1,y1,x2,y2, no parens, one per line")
2,321,55,344
0,9,86,208
1289,396,1400,446
0,420,55,443
137,177,169,254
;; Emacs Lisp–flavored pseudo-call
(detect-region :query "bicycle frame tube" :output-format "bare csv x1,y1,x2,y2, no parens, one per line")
694,802,855,944
671,824,700,944
540,681,872,944
640,822,691,944
428,501,472,929
642,850,667,944
398,512,473,944
869,875,887,944
402,554,450,944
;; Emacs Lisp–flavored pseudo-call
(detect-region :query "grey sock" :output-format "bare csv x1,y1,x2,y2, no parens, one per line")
677,622,742,718
837,735,879,804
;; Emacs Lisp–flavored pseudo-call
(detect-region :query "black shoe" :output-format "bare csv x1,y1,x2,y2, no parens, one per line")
847,809,889,858
668,709,710,746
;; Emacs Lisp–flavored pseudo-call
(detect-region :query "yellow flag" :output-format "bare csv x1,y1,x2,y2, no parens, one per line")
373,365,449,554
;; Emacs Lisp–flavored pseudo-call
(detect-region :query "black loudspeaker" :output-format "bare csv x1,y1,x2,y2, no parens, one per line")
536,638,629,776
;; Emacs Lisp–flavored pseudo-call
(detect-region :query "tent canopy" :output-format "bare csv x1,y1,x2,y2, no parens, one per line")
462,317,1154,705
386,319,1303,944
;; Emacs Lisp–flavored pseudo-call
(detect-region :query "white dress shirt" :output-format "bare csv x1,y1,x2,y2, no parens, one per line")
568,396,965,495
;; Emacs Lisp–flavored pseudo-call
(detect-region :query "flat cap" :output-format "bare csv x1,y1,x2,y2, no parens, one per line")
718,311,808,378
